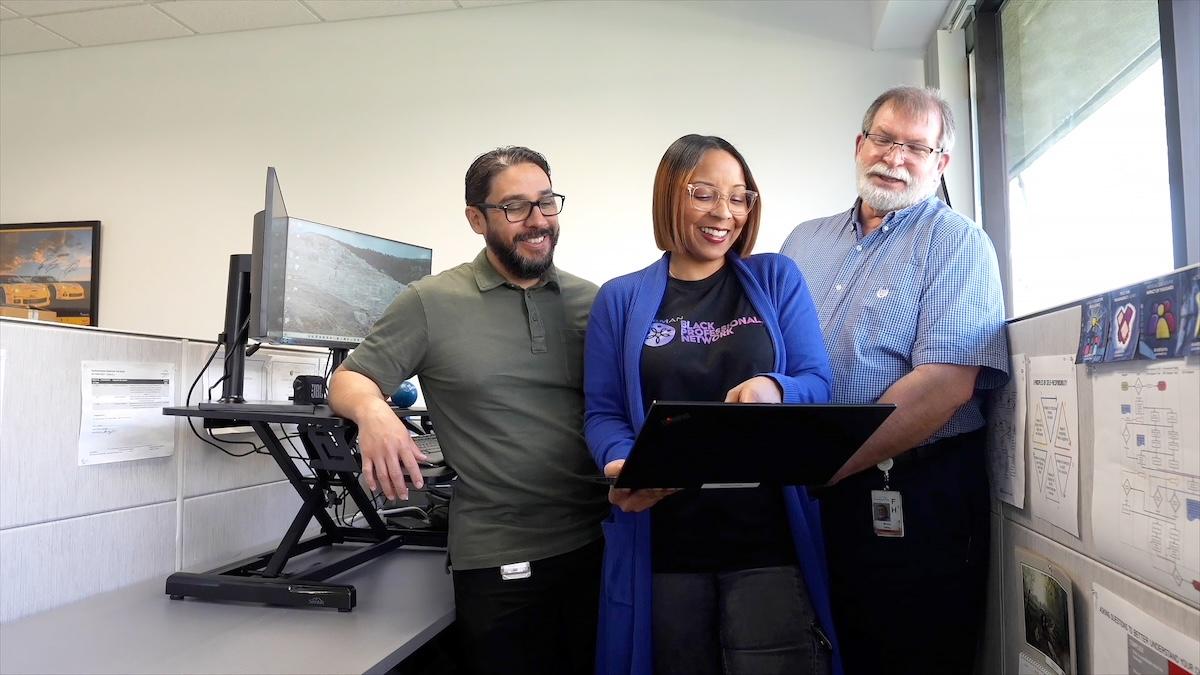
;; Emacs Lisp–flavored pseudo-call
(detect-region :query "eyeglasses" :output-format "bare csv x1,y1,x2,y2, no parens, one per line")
686,184,758,216
474,193,565,223
863,133,942,159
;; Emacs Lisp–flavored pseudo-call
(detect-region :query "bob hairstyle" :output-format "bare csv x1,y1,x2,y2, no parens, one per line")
652,134,761,258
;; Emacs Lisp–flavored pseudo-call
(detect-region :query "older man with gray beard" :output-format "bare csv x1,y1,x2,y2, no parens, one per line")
780,86,1009,674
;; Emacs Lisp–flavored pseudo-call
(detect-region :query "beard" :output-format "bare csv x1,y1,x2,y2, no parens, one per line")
856,161,938,213
485,224,560,280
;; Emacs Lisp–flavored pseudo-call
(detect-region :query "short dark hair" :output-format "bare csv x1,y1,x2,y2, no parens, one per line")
652,134,761,258
464,146,551,206
862,86,956,151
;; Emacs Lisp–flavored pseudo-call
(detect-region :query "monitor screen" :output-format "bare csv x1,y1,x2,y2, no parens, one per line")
249,168,432,349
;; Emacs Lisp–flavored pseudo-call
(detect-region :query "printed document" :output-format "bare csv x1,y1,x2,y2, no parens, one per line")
79,360,176,465
1027,355,1081,536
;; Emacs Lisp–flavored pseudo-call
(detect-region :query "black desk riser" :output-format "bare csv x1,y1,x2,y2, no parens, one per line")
162,404,444,612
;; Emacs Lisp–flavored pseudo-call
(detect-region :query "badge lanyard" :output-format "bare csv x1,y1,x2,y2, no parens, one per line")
871,458,905,537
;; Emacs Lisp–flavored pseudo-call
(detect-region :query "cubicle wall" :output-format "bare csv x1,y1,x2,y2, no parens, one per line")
981,302,1200,673
0,319,322,621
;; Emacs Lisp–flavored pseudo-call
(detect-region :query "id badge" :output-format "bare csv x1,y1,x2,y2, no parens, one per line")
870,490,904,537
500,561,531,580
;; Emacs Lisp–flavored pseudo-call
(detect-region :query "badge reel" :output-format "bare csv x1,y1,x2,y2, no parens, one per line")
871,458,904,538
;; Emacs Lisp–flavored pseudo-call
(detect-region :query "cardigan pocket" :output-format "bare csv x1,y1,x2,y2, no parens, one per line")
600,516,635,606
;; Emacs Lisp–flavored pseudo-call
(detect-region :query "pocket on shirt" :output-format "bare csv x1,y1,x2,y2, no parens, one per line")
857,262,920,355
561,328,586,388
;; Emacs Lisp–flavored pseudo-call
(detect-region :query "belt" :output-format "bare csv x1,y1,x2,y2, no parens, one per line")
890,429,984,469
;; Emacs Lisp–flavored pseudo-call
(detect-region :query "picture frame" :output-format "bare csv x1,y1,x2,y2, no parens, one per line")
0,221,101,326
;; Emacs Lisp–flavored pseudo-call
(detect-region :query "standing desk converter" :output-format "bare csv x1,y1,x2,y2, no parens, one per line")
162,404,445,612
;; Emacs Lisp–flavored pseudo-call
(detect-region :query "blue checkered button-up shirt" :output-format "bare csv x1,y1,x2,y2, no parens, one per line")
781,196,1009,441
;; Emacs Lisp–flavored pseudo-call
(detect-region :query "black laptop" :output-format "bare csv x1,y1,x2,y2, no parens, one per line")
613,401,895,489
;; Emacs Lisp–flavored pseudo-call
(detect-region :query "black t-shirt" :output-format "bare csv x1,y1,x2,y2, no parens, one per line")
640,265,797,573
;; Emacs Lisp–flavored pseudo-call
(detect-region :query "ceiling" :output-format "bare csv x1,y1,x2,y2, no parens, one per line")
0,0,532,56
0,0,954,58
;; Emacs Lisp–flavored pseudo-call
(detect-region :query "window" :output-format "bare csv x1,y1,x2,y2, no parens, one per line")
998,0,1174,316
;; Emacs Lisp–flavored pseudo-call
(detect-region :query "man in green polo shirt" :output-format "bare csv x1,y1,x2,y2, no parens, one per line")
329,146,608,675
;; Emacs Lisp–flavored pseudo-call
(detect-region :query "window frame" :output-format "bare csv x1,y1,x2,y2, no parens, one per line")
969,0,1198,319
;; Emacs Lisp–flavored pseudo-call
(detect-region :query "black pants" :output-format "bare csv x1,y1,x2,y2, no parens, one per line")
652,565,831,675
819,430,990,675
451,538,603,675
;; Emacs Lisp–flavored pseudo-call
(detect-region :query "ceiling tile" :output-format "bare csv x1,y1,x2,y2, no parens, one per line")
0,18,76,55
0,0,141,17
157,0,319,34
33,4,191,46
303,0,456,22
0,5,21,20
456,0,532,7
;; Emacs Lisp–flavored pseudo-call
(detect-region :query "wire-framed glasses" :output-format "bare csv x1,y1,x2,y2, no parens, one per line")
686,184,758,216
473,193,565,222
863,133,941,159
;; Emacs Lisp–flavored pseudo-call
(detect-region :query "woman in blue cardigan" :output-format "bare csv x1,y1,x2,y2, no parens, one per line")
584,134,843,675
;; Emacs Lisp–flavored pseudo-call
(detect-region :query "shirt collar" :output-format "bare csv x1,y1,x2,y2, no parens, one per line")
470,248,560,292
846,194,937,239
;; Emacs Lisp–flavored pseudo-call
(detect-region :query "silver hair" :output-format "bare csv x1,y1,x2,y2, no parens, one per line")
861,86,955,152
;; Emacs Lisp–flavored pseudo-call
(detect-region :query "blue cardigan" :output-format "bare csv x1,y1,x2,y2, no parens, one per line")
583,252,843,675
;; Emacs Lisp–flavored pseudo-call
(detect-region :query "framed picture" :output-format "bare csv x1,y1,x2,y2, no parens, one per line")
0,221,101,326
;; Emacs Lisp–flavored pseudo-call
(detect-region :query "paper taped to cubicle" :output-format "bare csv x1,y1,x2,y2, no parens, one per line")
988,353,1027,508
1027,355,1081,536
79,360,176,465
1091,360,1200,607
1092,583,1199,675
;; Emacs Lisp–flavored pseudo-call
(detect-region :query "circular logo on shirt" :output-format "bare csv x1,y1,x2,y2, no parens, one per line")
644,322,676,347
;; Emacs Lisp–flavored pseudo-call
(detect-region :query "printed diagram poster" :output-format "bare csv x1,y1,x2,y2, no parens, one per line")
1077,295,1111,364
988,353,1028,508
1108,286,1144,362
1141,275,1182,360
1092,583,1199,675
1091,360,1200,607
79,361,176,465
1018,549,1076,675
1027,355,1080,536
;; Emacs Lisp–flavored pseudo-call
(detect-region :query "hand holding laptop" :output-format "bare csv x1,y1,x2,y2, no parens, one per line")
604,458,679,513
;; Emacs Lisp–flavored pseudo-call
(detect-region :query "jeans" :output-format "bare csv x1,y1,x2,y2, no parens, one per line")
652,565,832,675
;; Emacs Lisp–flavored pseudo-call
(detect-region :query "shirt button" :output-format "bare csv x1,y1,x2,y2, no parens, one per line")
883,225,889,232
835,284,844,292
855,245,863,251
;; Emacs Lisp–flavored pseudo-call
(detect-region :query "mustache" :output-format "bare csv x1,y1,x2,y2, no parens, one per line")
865,163,912,185
515,227,556,242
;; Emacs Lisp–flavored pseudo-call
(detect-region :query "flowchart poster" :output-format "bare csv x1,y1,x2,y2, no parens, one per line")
1027,355,1080,537
1091,360,1200,607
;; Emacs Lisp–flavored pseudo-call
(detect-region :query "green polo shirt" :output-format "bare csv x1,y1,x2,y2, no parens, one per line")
342,249,608,570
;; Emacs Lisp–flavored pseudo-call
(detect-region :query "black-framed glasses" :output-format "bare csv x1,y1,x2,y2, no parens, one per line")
863,133,942,159
686,184,758,216
473,193,565,223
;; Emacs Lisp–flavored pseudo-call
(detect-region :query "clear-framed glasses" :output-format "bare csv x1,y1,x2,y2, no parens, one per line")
474,193,565,223
686,184,758,216
863,133,942,159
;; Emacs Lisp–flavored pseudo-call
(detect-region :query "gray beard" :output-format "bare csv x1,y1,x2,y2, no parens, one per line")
857,172,938,213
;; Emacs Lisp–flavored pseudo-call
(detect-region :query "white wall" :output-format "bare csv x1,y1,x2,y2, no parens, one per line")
0,0,923,341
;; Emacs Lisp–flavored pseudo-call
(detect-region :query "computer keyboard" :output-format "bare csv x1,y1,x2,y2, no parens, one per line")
411,433,443,465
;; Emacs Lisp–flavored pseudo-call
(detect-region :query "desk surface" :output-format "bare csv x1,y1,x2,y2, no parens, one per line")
0,548,454,675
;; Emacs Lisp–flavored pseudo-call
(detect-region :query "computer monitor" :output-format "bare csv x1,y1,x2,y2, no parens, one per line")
249,167,432,350
209,168,431,405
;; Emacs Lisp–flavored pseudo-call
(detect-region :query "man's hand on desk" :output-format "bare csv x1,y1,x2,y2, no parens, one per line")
357,401,429,500
329,369,427,501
